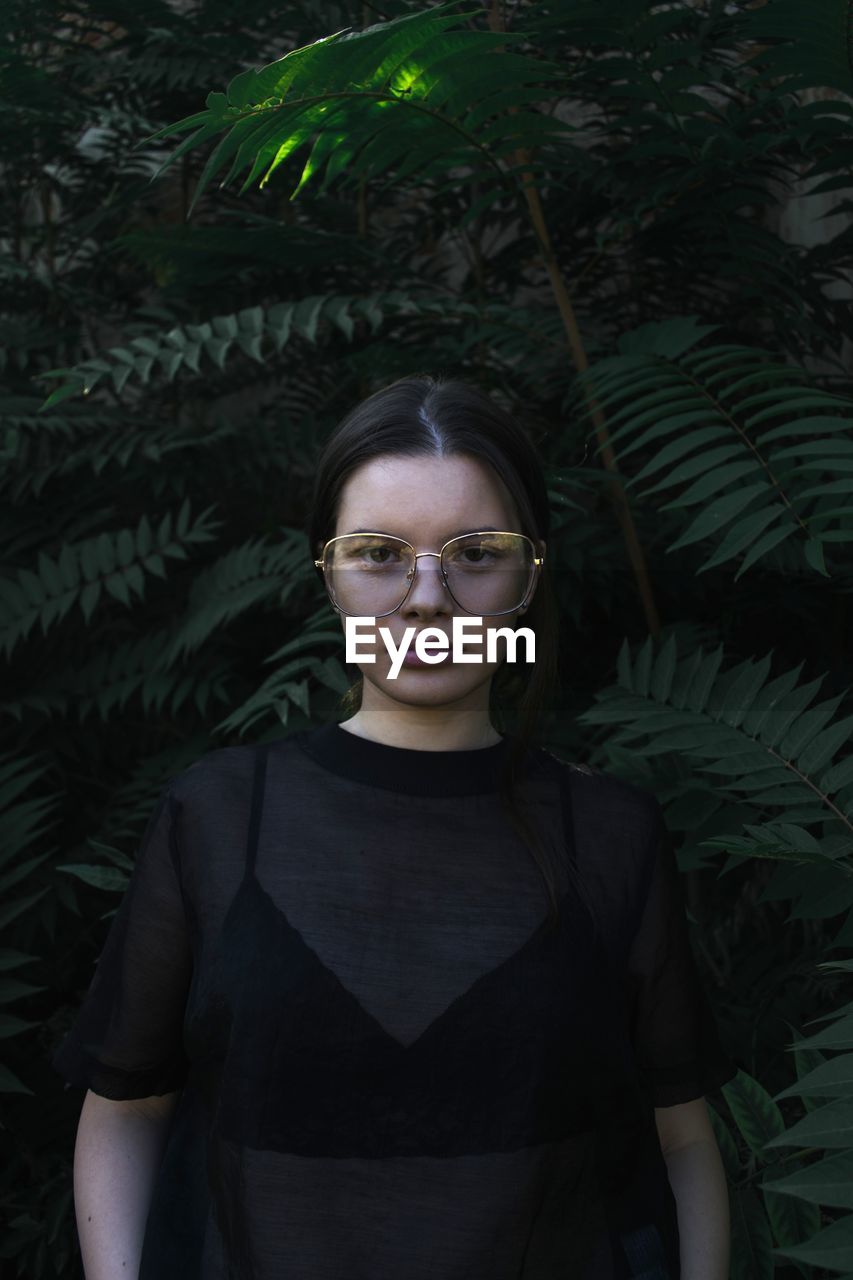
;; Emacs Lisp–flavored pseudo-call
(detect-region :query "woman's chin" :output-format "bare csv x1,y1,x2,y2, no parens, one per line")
363,663,495,707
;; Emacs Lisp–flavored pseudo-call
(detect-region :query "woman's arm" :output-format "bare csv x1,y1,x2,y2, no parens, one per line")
656,1099,730,1280
73,1088,178,1280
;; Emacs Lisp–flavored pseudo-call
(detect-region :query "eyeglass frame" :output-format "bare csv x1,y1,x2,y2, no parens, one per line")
314,530,545,619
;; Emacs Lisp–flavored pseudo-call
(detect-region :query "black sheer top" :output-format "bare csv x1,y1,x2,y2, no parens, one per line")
53,724,736,1279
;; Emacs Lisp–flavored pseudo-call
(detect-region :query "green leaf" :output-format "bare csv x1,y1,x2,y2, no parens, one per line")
627,424,731,482
791,1012,853,1055
104,572,131,606
0,889,49,932
0,1064,33,1094
774,1055,853,1105
730,1184,774,1280
771,1215,853,1271
616,637,632,687
660,459,764,508
778,693,847,759
763,677,825,747
642,444,747,497
0,978,45,1004
822,757,853,793
56,864,130,893
633,636,654,697
722,1069,785,1156
291,295,326,343
798,718,853,778
79,581,101,622
649,634,678,703
39,380,87,411
667,482,774,551
735,524,796,578
763,1174,822,1255
96,532,116,575
718,654,774,728
0,950,38,973
685,645,725,714
0,1014,38,1039
700,508,785,573
803,536,829,576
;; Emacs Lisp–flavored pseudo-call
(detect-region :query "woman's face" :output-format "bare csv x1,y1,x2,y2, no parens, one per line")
328,452,544,716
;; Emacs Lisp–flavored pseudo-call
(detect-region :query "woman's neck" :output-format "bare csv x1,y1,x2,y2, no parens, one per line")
339,706,502,753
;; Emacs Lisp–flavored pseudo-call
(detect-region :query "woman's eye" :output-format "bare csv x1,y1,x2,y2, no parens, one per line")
364,545,401,565
452,546,497,565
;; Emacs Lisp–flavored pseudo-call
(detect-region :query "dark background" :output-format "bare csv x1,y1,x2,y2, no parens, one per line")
2,0,853,1274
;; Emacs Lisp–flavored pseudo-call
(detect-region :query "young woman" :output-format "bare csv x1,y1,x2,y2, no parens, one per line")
54,374,736,1279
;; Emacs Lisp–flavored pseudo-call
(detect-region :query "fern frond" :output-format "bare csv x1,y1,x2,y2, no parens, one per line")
1,630,230,725
103,737,215,841
1,397,244,500
0,502,221,658
741,0,853,95
0,755,59,874
164,530,313,666
579,635,853,919
147,2,569,212
36,289,476,407
0,755,59,1053
580,326,853,578
214,610,349,737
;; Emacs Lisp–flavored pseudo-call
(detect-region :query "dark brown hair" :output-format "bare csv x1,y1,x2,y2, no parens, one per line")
309,374,563,928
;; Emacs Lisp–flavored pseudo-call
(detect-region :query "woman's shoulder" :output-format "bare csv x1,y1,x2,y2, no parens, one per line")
166,733,301,807
534,746,661,834
533,751,666,947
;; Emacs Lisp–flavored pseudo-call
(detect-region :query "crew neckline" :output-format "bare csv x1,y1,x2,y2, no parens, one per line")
293,722,532,796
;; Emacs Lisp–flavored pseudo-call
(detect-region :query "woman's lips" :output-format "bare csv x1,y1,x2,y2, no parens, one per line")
401,637,451,666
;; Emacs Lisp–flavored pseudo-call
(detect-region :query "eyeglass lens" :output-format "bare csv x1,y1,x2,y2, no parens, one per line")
324,533,536,616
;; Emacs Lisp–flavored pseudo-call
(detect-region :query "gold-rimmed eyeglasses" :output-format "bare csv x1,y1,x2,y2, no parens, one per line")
314,531,544,619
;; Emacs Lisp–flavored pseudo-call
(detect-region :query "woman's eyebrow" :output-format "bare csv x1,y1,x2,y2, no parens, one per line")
343,525,503,538
440,522,502,537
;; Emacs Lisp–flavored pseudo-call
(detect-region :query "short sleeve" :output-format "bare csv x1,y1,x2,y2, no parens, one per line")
52,781,192,1099
626,801,737,1108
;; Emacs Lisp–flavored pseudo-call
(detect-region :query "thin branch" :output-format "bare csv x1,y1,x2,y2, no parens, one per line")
488,1,662,638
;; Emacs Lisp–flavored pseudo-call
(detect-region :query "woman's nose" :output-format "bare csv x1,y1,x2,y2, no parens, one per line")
402,555,452,615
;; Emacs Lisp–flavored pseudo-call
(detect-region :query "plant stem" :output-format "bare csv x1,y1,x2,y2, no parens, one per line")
487,1,662,639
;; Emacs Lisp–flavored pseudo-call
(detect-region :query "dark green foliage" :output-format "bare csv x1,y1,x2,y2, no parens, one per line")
578,333,853,578
3,0,853,1275
147,1,571,209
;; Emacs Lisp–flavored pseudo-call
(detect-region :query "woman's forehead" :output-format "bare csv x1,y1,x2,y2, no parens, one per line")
337,452,516,514
334,462,520,541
